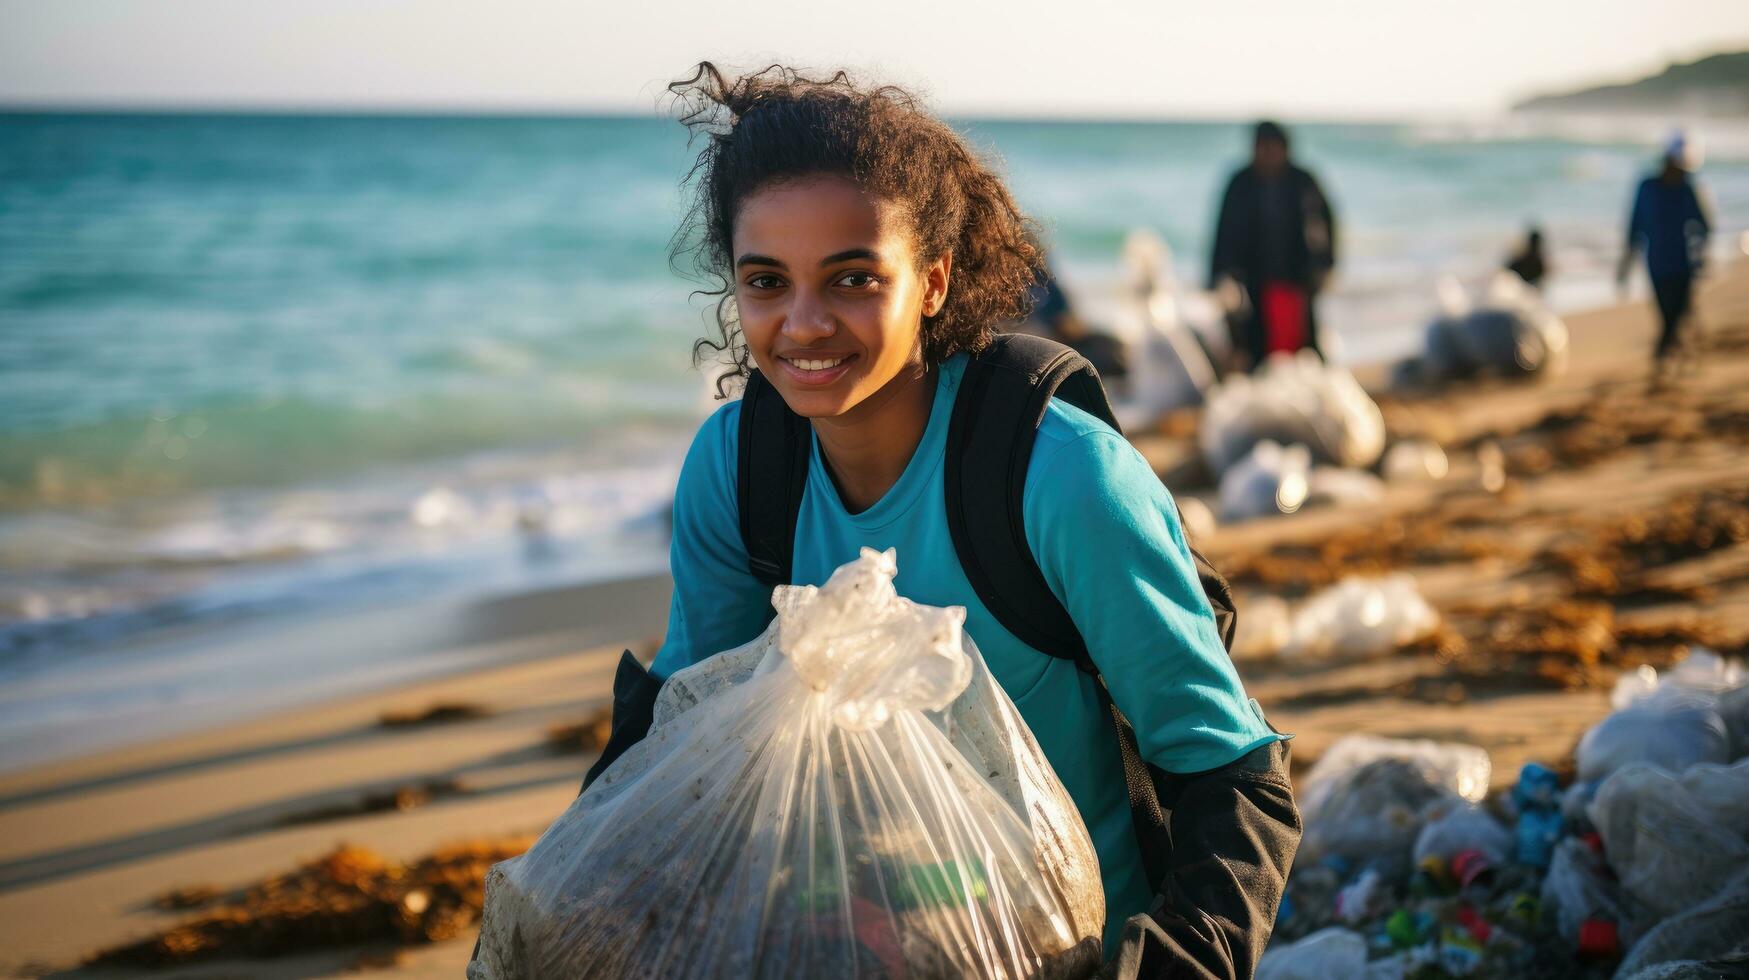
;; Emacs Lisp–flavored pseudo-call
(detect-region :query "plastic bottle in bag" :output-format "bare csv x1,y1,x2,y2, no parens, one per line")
1509,763,1563,869
1538,836,1623,944
470,549,1105,979
1411,804,1510,889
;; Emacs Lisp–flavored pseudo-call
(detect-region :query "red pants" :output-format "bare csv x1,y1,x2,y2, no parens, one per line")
1260,282,1308,355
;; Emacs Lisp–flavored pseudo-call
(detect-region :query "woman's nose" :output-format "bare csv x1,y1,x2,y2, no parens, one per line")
782,288,836,342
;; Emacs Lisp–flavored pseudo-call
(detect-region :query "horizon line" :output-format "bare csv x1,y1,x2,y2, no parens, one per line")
0,100,1522,127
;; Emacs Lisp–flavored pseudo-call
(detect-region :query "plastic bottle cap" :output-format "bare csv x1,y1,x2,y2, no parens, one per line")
1449,849,1494,887
1577,918,1620,958
1455,904,1493,943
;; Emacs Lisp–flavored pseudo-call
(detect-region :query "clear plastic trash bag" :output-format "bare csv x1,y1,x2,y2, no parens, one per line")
1614,867,1749,979
1539,836,1623,944
1199,351,1387,476
1280,575,1440,662
1590,758,1749,942
1575,651,1743,784
1411,803,1510,867
1410,273,1570,383
1297,736,1490,880
1257,927,1405,980
1217,440,1311,521
470,548,1105,980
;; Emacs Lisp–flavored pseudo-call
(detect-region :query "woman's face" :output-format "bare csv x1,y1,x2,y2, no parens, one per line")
731,176,950,421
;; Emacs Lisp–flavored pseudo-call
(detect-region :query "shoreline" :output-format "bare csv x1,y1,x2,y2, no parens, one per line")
2,262,1746,977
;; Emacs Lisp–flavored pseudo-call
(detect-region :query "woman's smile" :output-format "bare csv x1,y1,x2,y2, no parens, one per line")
775,351,859,385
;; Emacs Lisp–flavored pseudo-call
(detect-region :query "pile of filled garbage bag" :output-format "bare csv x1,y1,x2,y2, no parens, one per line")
1200,353,1392,521
1396,274,1571,388
1261,650,1749,979
470,549,1105,980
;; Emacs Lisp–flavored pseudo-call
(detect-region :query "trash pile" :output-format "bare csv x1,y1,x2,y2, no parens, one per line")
1199,354,1396,521
1263,651,1749,979
471,548,1105,980
1202,352,1388,476
1233,575,1440,662
1396,274,1570,387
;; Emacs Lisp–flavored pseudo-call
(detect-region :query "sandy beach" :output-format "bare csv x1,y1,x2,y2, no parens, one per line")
2,261,1746,979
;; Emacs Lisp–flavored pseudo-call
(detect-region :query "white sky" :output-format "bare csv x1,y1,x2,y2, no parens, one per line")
2,0,1746,119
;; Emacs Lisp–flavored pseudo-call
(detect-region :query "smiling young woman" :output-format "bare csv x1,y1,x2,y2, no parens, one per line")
731,175,949,511
586,64,1301,978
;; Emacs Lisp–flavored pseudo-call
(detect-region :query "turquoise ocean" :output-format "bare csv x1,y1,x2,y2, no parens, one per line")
2,112,1746,765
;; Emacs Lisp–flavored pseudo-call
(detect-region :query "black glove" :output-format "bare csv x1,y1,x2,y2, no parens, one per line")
580,650,664,794
1104,739,1302,980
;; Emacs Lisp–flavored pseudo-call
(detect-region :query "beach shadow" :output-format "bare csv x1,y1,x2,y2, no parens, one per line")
0,699,585,813
0,739,585,894
38,944,403,980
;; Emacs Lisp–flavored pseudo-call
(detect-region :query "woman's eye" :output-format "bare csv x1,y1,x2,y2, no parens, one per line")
835,271,876,289
745,274,784,290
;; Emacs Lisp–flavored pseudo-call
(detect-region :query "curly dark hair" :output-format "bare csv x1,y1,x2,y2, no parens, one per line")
668,63,1044,396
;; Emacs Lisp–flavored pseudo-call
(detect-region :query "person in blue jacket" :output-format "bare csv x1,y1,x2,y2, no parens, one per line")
596,63,1298,978
1619,131,1712,373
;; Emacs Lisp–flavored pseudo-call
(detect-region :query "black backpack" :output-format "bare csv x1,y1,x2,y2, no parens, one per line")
736,333,1239,891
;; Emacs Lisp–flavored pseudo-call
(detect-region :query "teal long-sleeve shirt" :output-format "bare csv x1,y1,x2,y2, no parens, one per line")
650,352,1280,949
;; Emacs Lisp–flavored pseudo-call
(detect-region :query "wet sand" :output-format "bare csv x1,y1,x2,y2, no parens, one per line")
2,262,1746,978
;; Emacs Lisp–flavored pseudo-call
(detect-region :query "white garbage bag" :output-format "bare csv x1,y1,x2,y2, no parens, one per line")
1280,575,1440,661
1590,759,1749,941
1218,440,1311,521
1257,928,1403,980
1575,651,1742,783
1200,351,1386,475
471,548,1105,980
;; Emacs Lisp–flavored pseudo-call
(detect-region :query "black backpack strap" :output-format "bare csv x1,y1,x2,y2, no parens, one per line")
945,333,1243,891
736,369,812,588
945,334,1118,662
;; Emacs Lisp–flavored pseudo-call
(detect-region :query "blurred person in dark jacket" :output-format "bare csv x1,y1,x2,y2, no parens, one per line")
1506,226,1548,291
1618,131,1712,373
1208,121,1337,371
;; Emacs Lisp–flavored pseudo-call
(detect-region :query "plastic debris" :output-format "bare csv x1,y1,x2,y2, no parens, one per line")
1539,836,1623,944
1256,927,1369,979
1266,654,1749,978
1614,867,1749,979
1509,763,1563,869
1297,736,1490,879
1381,439,1450,482
1231,593,1292,660
1403,273,1570,385
1575,650,1742,783
1200,351,1387,476
1279,575,1440,661
1590,758,1749,940
1336,868,1387,925
471,548,1105,980
1218,440,1310,521
1412,805,1511,880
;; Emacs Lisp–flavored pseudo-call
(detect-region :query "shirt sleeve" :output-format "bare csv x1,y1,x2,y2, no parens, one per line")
1023,423,1279,774
648,402,776,679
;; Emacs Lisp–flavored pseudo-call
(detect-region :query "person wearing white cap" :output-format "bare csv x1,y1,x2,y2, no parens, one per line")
1618,129,1712,374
